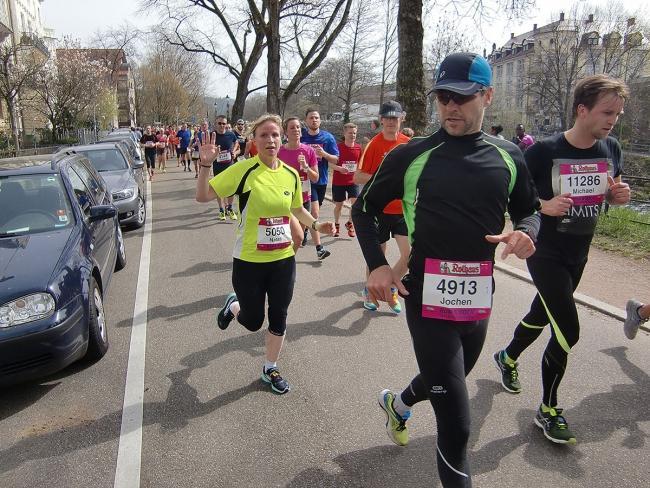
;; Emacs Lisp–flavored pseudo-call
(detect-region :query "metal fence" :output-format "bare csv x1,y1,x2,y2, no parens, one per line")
0,129,100,158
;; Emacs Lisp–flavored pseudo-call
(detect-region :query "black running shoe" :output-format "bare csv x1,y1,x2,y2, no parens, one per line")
316,247,331,260
493,350,521,393
261,367,290,394
534,405,577,444
217,292,238,330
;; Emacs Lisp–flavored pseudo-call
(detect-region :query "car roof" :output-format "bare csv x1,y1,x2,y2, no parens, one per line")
68,143,125,153
0,152,83,175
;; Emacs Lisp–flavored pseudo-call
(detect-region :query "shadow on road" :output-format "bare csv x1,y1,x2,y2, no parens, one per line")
112,294,230,328
170,261,232,279
3,323,648,480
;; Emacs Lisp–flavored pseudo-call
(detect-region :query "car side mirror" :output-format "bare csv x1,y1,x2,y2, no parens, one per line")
89,205,117,222
132,161,145,169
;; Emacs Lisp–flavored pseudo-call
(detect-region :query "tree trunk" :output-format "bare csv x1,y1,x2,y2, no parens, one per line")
7,96,21,151
396,0,426,133
266,0,281,115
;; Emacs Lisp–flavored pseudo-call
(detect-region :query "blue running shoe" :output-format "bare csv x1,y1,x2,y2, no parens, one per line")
362,287,378,311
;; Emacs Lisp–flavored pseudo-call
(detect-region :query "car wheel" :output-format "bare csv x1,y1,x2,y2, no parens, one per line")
132,193,146,229
85,277,109,360
114,224,127,271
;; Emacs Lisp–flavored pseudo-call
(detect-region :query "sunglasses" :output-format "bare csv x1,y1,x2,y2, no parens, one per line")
435,89,485,106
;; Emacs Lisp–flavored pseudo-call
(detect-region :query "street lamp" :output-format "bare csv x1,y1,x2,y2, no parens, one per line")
226,95,230,120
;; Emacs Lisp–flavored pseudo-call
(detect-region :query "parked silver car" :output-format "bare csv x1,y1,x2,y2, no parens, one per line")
57,143,147,229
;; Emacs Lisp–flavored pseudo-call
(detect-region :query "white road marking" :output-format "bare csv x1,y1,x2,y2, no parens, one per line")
114,181,152,488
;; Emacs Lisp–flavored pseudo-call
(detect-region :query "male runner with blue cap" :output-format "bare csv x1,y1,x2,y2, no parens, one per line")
353,52,540,487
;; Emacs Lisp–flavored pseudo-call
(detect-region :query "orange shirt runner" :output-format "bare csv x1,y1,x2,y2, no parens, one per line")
357,132,411,214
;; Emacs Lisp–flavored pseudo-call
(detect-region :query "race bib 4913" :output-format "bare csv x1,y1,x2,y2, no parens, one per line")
422,259,493,322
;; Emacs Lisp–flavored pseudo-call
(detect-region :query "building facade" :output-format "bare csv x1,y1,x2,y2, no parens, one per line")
0,0,52,142
487,12,650,137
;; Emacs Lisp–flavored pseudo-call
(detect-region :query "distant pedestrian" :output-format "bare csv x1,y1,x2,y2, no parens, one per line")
353,100,411,313
211,115,241,220
301,108,339,260
278,116,319,251
140,125,157,181
401,127,415,138
512,124,534,151
331,123,361,238
490,124,505,139
177,123,192,172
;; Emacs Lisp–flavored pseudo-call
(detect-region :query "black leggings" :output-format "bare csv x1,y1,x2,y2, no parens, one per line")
231,257,295,336
400,296,489,488
505,256,586,408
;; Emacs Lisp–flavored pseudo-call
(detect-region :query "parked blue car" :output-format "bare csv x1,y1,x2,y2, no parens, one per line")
0,153,126,386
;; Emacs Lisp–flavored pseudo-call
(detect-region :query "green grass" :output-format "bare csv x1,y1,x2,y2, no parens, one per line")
593,207,650,259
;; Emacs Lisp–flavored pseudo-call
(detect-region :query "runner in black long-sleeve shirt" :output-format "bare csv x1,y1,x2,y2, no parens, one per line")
352,52,541,488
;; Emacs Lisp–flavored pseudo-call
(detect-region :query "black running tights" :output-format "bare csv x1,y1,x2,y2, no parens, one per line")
400,297,489,488
231,256,296,336
504,256,586,408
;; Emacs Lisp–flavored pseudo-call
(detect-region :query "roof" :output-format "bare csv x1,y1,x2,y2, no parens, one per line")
0,154,55,172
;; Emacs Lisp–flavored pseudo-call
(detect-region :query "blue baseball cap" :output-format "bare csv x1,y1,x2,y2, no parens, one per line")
433,52,492,95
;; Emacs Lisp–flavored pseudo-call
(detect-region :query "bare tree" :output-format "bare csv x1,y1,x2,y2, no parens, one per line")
379,0,398,107
398,0,536,133
337,0,378,121
134,34,207,125
269,0,353,114
524,2,649,131
144,1,352,117
397,0,426,132
142,0,266,121
89,24,142,84
0,42,47,150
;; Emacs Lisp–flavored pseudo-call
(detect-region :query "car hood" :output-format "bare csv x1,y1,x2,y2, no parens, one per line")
0,229,72,301
100,170,135,192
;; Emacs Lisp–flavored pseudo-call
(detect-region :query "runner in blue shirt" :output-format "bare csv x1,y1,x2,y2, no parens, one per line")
300,109,339,260
177,123,192,172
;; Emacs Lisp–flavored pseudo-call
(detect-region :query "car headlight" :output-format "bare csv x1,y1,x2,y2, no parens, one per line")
112,188,135,201
0,293,56,328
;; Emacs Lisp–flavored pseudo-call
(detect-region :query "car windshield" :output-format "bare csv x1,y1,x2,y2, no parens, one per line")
0,174,74,237
77,149,129,172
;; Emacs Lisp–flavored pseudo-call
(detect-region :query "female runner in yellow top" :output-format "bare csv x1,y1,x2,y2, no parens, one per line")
196,114,335,394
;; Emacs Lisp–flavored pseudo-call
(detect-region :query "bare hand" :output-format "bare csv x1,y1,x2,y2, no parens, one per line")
316,221,336,236
367,265,409,305
485,230,535,259
607,175,631,205
338,166,350,174
542,193,573,216
198,133,219,166
315,146,325,158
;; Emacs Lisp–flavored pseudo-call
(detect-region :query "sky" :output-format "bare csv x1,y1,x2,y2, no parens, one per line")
42,0,644,96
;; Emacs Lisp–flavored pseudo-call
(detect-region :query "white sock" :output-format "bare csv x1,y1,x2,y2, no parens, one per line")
392,391,411,418
229,301,240,316
264,360,277,373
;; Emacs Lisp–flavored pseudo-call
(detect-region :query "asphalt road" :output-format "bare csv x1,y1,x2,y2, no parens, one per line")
2,164,650,488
